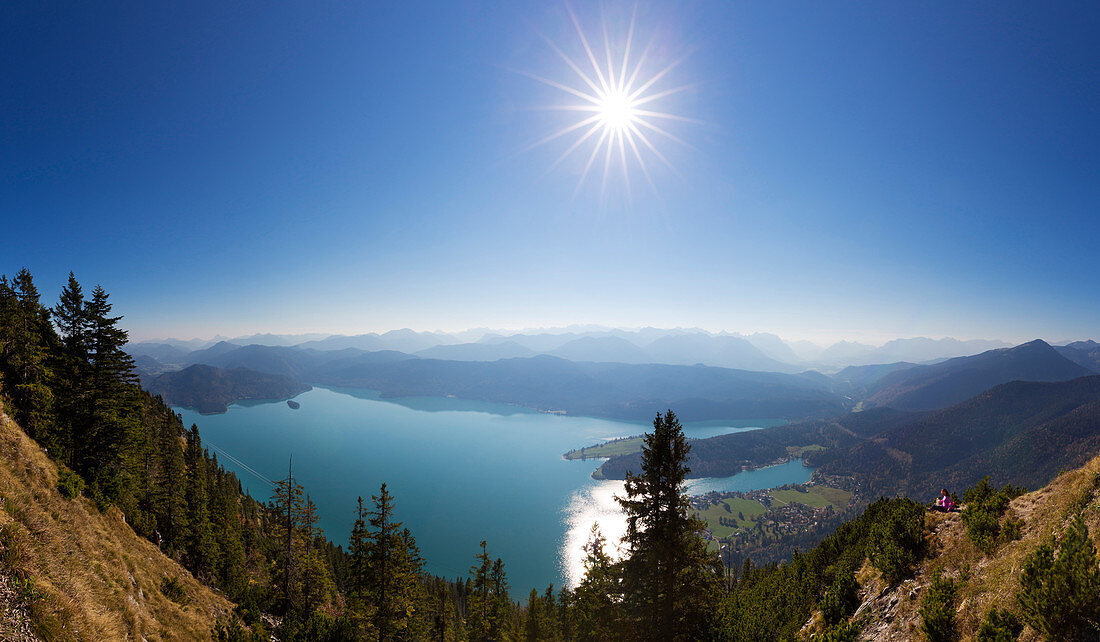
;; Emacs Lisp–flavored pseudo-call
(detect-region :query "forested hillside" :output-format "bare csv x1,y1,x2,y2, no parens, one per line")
600,376,1100,497
148,363,310,413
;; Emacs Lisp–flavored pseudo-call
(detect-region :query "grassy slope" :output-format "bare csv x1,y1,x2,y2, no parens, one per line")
0,407,233,641
563,436,645,460
826,453,1100,641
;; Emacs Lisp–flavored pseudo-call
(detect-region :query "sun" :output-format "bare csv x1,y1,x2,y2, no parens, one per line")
521,5,698,197
596,88,638,133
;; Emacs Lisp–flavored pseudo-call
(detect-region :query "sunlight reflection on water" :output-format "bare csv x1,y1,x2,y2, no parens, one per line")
558,458,814,588
561,479,629,588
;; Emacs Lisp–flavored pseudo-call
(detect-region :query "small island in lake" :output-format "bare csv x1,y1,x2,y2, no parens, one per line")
287,399,301,409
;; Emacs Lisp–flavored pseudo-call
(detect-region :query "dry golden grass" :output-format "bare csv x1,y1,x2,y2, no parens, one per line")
853,455,1100,641
0,408,233,640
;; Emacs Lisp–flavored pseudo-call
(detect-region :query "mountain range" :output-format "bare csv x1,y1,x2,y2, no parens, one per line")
131,331,1097,427
127,327,1034,374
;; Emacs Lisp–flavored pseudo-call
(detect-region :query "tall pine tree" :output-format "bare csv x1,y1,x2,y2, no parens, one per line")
81,284,138,499
616,410,719,640
185,424,216,579
0,270,55,444
271,457,305,615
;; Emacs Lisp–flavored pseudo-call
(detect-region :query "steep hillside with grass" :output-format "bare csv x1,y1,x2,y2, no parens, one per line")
0,406,233,640
809,453,1100,640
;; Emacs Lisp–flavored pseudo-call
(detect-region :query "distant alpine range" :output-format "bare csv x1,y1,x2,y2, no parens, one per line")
128,328,1097,420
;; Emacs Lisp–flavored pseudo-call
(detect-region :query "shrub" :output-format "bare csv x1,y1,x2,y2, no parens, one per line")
161,575,189,605
961,477,1026,554
820,572,858,626
212,617,267,642
975,608,1021,641
15,576,42,604
1016,516,1100,640
919,572,957,642
56,467,84,500
963,507,1000,554
999,517,1022,544
866,499,924,582
88,484,111,512
814,619,860,641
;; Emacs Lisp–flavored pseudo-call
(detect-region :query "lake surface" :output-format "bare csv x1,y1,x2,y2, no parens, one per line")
176,387,811,594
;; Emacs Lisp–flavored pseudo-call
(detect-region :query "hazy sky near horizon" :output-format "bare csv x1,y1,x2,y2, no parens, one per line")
3,1,1098,344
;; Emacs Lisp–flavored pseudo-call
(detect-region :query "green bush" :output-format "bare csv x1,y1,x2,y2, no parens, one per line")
918,572,957,642
814,619,860,641
212,617,268,642
975,607,1021,641
161,575,189,605
820,572,859,626
964,507,1000,554
56,467,84,500
961,477,1026,554
999,517,1022,544
867,499,924,582
1016,516,1100,640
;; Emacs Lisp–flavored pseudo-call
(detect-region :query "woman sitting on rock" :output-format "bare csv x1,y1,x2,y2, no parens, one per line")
932,488,956,512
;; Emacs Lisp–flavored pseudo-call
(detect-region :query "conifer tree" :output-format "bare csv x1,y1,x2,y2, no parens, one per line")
159,414,189,553
51,271,88,460
81,284,138,497
468,540,494,640
367,483,421,639
0,270,55,444
271,457,305,614
349,496,369,599
526,588,543,640
570,525,622,639
1017,515,1100,639
489,557,511,639
211,466,249,597
298,494,334,616
400,526,429,638
616,410,719,640
185,424,216,579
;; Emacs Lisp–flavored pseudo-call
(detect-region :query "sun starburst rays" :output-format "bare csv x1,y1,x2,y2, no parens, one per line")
524,6,694,200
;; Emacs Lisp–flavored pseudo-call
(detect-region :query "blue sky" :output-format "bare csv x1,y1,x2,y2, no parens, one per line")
3,1,1097,344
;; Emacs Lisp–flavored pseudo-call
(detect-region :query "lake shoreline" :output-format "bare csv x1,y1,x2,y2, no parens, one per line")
175,387,815,594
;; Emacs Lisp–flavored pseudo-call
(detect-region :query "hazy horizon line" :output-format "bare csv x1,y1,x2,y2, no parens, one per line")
126,324,1084,351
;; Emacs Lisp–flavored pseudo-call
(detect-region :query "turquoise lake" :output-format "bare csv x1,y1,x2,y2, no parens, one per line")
175,386,812,594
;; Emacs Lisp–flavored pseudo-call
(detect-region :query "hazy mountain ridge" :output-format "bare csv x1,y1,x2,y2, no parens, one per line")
129,327,1032,372
416,340,536,361
863,339,1092,411
1056,340,1100,373
144,337,1096,422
